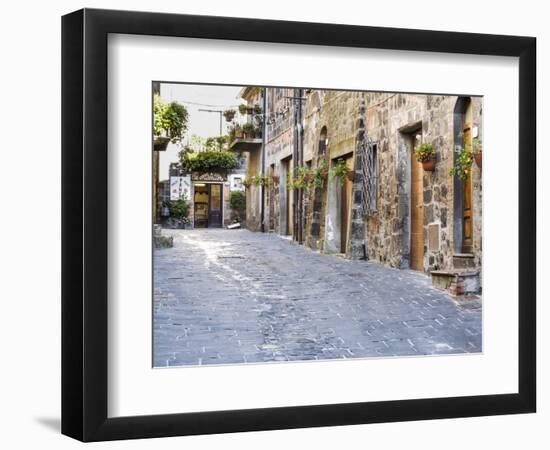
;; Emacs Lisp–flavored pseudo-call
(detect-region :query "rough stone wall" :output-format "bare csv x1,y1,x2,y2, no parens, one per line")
362,93,482,272
264,88,295,235
263,87,482,274
302,90,327,249
302,90,365,257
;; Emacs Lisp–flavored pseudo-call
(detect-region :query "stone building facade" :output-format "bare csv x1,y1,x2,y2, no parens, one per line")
240,87,483,294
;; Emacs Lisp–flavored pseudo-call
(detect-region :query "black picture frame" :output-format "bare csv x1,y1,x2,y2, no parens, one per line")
61,8,536,442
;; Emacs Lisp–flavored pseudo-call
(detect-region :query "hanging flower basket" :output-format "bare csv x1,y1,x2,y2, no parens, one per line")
223,109,236,122
421,156,437,172
153,136,170,151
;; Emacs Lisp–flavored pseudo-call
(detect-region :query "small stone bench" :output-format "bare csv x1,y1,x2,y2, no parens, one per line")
431,269,480,296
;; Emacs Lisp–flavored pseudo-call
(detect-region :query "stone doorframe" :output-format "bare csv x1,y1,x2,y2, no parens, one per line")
396,121,423,269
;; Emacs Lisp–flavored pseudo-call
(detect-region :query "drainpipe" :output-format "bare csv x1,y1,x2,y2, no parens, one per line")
297,88,304,244
260,88,266,233
292,89,302,243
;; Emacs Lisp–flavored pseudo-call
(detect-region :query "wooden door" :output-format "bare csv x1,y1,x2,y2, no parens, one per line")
269,165,275,231
410,133,424,271
340,156,353,253
285,158,294,236
208,183,222,228
462,104,474,253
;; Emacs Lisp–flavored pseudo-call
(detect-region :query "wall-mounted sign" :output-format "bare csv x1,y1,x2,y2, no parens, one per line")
170,176,191,201
228,174,245,191
191,172,227,182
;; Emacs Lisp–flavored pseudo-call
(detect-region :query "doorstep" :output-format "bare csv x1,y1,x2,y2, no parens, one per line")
431,269,481,296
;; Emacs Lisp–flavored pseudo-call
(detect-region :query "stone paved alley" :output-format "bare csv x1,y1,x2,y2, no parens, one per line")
153,229,482,367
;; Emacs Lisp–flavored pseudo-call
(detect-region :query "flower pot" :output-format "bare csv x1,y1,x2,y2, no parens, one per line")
153,136,170,152
421,157,436,172
305,172,314,183
235,131,244,139
272,175,280,184
346,170,355,181
474,151,482,168
224,112,235,122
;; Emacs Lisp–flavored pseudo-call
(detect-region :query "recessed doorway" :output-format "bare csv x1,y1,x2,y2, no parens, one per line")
193,183,223,228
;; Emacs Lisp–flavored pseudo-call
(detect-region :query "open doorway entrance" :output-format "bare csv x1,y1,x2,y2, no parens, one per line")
193,183,223,228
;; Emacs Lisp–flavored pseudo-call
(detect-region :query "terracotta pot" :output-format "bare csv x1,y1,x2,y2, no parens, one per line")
272,175,280,184
474,151,482,169
235,130,244,139
346,170,355,181
421,157,436,172
153,136,170,152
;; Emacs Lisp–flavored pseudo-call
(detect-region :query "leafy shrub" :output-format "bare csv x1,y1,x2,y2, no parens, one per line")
170,197,190,219
153,94,189,143
230,191,246,211
449,145,474,181
182,151,239,173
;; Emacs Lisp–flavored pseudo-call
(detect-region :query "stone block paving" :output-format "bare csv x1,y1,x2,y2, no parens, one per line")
153,229,482,367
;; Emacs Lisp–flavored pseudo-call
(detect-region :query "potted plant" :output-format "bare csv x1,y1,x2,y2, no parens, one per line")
254,126,263,139
473,137,482,168
153,94,189,151
449,145,474,181
223,109,236,122
234,124,244,139
238,104,251,115
317,159,329,179
271,174,280,184
415,143,437,171
330,158,349,185
243,177,252,188
242,123,255,139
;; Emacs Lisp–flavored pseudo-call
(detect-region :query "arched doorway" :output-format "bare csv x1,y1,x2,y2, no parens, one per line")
453,97,474,253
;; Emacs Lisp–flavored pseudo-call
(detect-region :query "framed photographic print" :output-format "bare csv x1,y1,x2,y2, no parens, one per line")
61,8,536,442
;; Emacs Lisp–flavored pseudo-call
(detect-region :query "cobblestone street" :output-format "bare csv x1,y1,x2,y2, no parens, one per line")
153,229,482,367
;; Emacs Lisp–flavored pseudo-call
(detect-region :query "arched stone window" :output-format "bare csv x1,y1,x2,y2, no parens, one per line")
319,126,328,156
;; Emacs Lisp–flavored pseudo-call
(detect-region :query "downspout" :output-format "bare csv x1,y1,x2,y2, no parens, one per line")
297,88,304,244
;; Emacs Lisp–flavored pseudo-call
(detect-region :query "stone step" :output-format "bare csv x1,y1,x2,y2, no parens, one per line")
431,269,481,296
452,253,476,269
